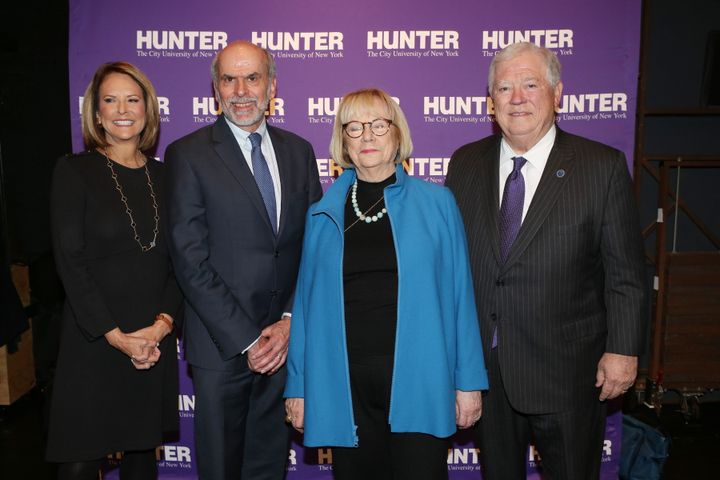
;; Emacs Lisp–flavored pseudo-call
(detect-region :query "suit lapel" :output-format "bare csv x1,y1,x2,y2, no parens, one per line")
211,118,274,234
268,126,290,237
472,137,503,266
502,128,575,269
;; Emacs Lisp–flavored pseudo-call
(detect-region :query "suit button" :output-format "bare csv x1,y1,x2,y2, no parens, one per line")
274,250,279,258
270,290,278,297
490,313,497,321
495,279,504,286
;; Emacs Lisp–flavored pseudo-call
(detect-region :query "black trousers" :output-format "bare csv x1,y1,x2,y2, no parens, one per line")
191,363,289,480
332,356,449,480
477,349,607,480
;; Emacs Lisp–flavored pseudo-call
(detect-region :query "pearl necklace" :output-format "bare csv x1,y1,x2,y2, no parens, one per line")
350,178,387,224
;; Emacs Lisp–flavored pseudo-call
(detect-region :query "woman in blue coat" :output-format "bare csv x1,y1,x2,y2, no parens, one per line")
284,88,487,480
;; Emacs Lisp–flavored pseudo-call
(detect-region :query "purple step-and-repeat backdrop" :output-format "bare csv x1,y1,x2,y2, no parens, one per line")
68,0,640,478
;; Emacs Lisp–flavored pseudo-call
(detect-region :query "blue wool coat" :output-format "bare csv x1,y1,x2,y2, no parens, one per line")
284,165,488,447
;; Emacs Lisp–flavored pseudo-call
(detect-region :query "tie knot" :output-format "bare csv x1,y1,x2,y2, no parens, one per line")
249,132,262,148
511,156,527,173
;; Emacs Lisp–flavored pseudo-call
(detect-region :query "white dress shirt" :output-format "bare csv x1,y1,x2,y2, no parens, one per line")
498,125,557,222
225,117,282,227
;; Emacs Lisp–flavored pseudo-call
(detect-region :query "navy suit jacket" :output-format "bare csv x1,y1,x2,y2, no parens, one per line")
446,128,647,413
165,118,322,370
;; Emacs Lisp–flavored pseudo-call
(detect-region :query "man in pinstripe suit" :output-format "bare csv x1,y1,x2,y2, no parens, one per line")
445,42,646,479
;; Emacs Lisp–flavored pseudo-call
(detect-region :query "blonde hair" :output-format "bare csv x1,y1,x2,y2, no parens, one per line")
81,61,160,151
329,88,413,168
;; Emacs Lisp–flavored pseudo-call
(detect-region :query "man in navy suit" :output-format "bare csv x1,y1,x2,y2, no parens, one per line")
445,42,646,479
165,40,322,479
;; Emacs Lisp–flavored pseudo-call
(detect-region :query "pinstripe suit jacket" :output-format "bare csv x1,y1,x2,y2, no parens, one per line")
445,128,646,414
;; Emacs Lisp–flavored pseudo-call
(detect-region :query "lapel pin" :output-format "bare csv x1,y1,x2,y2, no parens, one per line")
556,169,566,178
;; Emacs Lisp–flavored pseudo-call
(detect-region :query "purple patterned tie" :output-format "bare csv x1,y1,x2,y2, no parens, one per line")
492,156,526,349
498,156,527,263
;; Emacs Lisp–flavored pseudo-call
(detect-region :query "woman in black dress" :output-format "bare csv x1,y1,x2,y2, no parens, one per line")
46,62,182,480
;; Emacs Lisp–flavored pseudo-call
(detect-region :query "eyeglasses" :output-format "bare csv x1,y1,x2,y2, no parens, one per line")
342,118,393,138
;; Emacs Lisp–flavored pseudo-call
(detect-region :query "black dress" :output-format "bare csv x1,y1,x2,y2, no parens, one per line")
46,151,183,462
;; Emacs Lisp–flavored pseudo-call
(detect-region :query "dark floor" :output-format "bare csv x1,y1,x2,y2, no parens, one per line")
1,387,717,479
1,387,56,478
639,395,718,479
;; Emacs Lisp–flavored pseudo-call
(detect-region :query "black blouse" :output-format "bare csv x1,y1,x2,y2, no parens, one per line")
343,173,398,360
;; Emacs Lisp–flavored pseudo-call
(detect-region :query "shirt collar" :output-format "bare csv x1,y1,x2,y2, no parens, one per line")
500,125,556,169
224,117,268,145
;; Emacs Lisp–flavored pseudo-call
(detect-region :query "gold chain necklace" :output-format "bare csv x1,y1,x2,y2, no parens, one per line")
103,150,159,252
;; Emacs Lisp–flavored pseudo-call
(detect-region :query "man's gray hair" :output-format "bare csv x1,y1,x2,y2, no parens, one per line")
210,42,277,87
488,42,562,91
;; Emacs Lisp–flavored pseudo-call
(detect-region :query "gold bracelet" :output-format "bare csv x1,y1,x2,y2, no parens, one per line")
155,313,173,332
